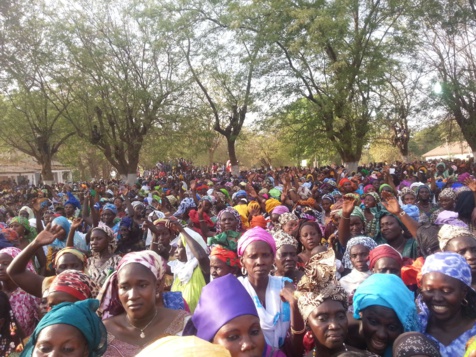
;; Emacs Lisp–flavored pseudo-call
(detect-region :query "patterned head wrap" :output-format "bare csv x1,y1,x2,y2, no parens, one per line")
437,224,475,251
9,216,37,242
102,203,118,215
22,299,107,357
363,192,380,203
338,206,365,223
265,198,281,214
392,332,441,357
421,252,472,288
90,224,117,255
353,273,419,332
173,197,196,218
400,187,416,198
98,250,166,319
0,228,19,243
0,247,35,272
210,246,240,268
439,188,456,200
237,227,276,257
278,212,299,226
49,270,99,300
273,230,298,251
216,207,242,233
321,194,335,204
342,235,378,269
295,248,347,322
54,247,88,270
368,244,403,270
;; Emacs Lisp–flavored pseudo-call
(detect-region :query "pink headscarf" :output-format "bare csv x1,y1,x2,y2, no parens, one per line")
98,250,166,319
0,247,36,272
237,227,276,257
271,205,289,215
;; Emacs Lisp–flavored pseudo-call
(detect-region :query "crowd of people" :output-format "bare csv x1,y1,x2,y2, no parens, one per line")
0,157,476,356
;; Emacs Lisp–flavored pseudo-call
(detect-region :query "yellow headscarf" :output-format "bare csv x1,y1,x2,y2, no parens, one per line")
265,198,280,214
136,336,231,357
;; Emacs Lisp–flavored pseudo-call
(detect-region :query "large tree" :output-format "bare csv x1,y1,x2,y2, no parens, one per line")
52,0,183,183
419,0,476,156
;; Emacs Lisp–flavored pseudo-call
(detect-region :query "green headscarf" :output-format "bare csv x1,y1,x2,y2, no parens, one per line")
10,216,37,242
21,299,107,357
269,188,281,199
378,183,394,194
338,206,365,222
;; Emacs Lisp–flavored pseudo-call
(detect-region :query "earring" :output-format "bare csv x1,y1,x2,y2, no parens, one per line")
462,298,469,307
241,267,247,276
303,329,315,352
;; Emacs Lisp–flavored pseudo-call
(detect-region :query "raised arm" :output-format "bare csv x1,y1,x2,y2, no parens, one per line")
381,192,418,238
338,196,357,247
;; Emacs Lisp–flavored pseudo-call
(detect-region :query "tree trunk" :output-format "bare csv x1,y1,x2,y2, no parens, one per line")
401,155,409,163
343,161,359,174
40,157,54,184
227,137,239,176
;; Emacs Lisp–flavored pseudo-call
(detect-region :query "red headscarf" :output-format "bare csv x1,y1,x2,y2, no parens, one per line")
368,244,403,270
250,215,267,229
210,246,241,268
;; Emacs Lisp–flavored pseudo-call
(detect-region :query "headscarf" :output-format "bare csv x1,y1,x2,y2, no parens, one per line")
401,204,420,222
250,215,267,229
173,198,196,217
342,235,378,269
19,206,35,220
136,336,231,357
321,194,335,204
54,247,88,270
278,212,298,226
456,191,475,221
216,207,242,233
392,332,441,357
272,205,289,215
102,203,118,215
98,250,166,319
295,248,347,322
49,270,99,300
421,252,472,288
379,183,394,194
363,191,381,203
9,216,37,242
0,228,19,244
52,216,71,237
273,230,298,251
268,188,281,199
119,216,133,229
368,244,403,270
437,224,475,250
363,185,374,194
0,247,35,272
193,274,257,341
434,210,468,227
265,198,281,214
237,227,276,257
21,299,107,357
353,273,419,332
210,247,240,268
65,192,82,210
439,188,456,200
338,206,365,223
248,200,260,212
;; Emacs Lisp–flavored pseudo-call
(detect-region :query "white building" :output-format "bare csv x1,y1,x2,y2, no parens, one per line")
422,141,474,161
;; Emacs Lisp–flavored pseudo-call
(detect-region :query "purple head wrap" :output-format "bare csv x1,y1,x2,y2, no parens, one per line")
422,252,472,288
271,205,289,215
193,274,258,342
237,227,276,257
458,172,471,183
434,210,468,228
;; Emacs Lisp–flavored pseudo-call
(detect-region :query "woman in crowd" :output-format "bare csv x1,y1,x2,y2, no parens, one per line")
99,250,190,356
0,291,24,356
237,227,304,353
368,244,403,276
21,299,107,357
297,221,324,266
362,192,380,238
320,194,335,226
0,247,40,337
392,332,441,357
339,236,377,296
193,273,286,356
116,216,144,254
416,185,436,219
209,246,240,280
352,273,419,356
418,252,476,356
273,230,303,285
338,195,366,248
208,207,242,252
278,213,300,239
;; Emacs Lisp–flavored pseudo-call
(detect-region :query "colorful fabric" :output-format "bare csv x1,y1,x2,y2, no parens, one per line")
87,254,121,287
393,332,441,357
341,235,378,269
401,204,420,222
434,210,468,227
207,231,241,252
54,247,88,269
437,224,475,250
216,207,242,233
363,191,381,203
162,291,186,311
103,203,118,215
338,206,365,223
278,212,298,226
237,227,276,257
379,183,394,194
272,230,298,251
22,299,107,357
353,273,419,332
271,205,289,215
9,216,37,242
250,215,267,229
99,250,166,319
173,198,197,217
439,188,456,200
401,257,424,287
321,194,335,204
368,244,403,270
210,246,240,268
50,270,99,300
295,248,347,322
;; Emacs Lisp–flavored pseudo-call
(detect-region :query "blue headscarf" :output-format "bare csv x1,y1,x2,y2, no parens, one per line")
21,299,107,357
103,203,118,215
52,216,71,237
65,191,81,210
422,252,472,288
353,273,419,333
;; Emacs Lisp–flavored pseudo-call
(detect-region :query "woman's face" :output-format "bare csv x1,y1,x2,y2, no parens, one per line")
402,194,416,205
56,254,84,274
43,213,53,225
240,241,274,279
321,199,332,212
418,188,430,201
175,240,187,263
342,181,353,193
210,256,235,279
33,324,88,357
274,244,298,275
114,198,123,209
372,257,401,276
118,263,158,320
380,216,401,242
349,217,364,237
155,225,172,246
438,196,455,211
19,210,30,219
101,210,115,225
421,271,467,321
445,236,476,275
308,300,348,350
9,222,26,237
0,253,12,282
372,180,381,190
349,244,369,272
119,226,129,239
90,230,109,254
64,203,75,217
361,306,403,356
299,225,321,251
364,195,376,209
212,315,265,357
282,219,299,236
220,212,238,232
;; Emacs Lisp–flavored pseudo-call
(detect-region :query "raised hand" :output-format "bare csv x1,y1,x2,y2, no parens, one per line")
34,224,62,246
71,217,83,230
464,178,476,192
381,191,401,215
342,195,357,216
